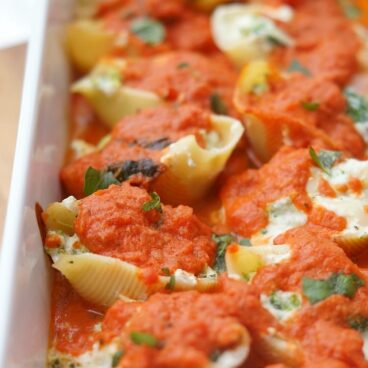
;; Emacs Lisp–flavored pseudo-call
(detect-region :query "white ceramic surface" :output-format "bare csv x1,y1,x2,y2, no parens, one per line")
0,0,73,366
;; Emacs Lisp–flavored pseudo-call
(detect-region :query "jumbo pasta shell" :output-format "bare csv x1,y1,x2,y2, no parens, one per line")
244,114,284,163
72,59,162,127
208,325,251,368
333,233,368,256
153,114,244,205
66,20,115,73
43,202,77,236
53,253,150,306
53,254,219,306
225,245,264,278
256,333,304,367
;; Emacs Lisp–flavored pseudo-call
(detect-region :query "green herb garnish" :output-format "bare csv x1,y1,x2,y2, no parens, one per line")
344,89,368,123
287,59,312,77
309,147,342,175
112,350,124,367
161,267,170,276
302,272,365,304
301,101,320,111
269,291,301,311
210,92,228,115
267,35,288,47
142,192,162,213
83,167,119,196
177,62,189,69
338,0,362,19
165,275,176,290
212,233,235,273
239,238,252,247
84,159,159,196
130,332,158,347
131,17,166,45
348,315,368,332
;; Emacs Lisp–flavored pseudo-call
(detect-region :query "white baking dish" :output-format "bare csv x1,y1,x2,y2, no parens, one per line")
0,1,74,366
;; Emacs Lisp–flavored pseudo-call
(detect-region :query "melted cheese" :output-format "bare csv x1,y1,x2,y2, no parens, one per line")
211,4,294,67
251,197,307,246
307,160,368,237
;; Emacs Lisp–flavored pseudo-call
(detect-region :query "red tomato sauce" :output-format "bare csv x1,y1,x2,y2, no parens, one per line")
100,277,280,368
254,225,368,367
221,147,313,237
61,104,211,198
97,0,218,56
269,0,361,85
75,183,215,275
50,272,104,356
239,74,364,159
122,52,238,116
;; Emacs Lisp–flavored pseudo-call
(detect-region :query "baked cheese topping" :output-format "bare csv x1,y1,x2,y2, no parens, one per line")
251,197,307,246
307,159,368,237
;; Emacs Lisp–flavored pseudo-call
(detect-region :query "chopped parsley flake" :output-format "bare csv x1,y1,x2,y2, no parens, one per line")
309,147,342,175
84,167,119,195
302,272,364,304
177,62,189,69
141,192,162,213
165,275,176,290
212,233,235,273
130,331,159,347
112,350,124,367
344,88,368,123
131,17,166,45
338,0,362,19
161,267,170,276
287,59,312,77
269,291,301,311
210,92,228,115
301,101,320,111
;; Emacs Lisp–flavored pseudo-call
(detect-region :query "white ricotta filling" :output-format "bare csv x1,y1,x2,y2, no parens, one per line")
45,232,88,263
48,339,121,368
251,197,307,246
307,159,368,237
260,291,302,321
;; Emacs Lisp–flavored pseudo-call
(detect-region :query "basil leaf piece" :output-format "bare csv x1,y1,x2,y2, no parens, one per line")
301,101,320,111
112,350,124,367
84,167,119,195
212,233,235,273
302,272,364,304
348,315,368,332
131,17,166,45
210,92,228,115
141,192,162,213
309,147,342,175
287,59,312,77
130,332,158,347
344,89,368,123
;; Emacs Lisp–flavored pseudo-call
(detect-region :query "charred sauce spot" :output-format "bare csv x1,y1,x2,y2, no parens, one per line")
107,159,160,182
128,137,172,150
